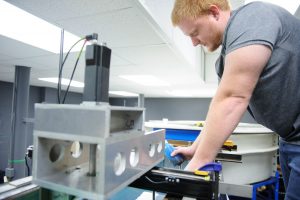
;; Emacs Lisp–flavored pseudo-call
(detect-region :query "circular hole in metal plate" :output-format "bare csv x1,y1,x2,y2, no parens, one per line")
149,143,155,157
70,141,83,158
49,144,64,163
130,147,139,167
157,141,163,153
114,152,126,176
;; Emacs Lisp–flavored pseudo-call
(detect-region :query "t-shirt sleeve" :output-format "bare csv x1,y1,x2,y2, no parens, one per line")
225,2,281,54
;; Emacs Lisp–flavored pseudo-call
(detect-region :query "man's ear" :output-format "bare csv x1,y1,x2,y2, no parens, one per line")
209,5,220,20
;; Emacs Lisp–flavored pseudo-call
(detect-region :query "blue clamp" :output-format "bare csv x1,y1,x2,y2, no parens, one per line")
199,162,222,172
164,141,184,166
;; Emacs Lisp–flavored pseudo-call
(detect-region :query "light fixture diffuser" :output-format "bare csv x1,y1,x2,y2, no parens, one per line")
38,77,84,88
0,1,82,53
109,91,139,97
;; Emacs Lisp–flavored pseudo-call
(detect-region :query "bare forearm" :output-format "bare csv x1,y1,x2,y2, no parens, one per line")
190,130,202,151
186,95,249,170
184,45,271,171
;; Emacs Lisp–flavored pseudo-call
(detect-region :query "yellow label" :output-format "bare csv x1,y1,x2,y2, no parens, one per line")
194,170,209,176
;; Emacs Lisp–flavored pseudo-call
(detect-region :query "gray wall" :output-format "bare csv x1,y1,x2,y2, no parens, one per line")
0,82,14,173
145,98,211,121
110,97,256,123
42,87,83,104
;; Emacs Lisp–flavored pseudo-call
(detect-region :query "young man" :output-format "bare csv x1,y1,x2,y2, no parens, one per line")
171,1,300,199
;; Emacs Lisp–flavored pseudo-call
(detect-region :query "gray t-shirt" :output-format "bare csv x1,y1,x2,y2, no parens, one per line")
216,2,300,142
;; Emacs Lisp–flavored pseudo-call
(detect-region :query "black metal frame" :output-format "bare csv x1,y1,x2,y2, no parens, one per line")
130,167,220,200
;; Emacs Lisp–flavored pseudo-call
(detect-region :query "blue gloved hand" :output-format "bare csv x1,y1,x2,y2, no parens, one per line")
164,140,184,166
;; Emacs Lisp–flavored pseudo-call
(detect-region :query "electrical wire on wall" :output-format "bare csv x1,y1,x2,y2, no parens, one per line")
57,37,85,104
24,155,30,176
61,39,87,104
57,33,97,104
24,145,33,176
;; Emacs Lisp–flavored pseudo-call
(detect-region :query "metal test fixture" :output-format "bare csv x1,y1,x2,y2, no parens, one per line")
0,36,221,200
32,40,166,200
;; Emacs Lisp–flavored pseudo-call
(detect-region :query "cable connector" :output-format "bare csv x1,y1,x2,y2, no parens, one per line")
85,33,98,41
26,145,34,159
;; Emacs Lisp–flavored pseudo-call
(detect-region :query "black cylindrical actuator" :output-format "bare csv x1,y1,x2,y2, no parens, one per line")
83,44,111,102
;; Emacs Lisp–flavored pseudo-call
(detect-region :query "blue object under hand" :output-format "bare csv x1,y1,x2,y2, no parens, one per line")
164,140,184,166
199,162,222,172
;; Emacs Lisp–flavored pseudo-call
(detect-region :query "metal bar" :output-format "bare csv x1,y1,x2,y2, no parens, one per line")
138,94,144,107
88,144,97,176
219,182,253,198
0,176,39,199
275,171,279,200
214,172,219,200
251,173,279,200
151,169,209,181
252,184,256,200
215,153,242,163
58,29,64,103
0,184,39,199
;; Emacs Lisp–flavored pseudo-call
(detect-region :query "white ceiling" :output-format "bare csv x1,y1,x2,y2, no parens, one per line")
1,0,298,97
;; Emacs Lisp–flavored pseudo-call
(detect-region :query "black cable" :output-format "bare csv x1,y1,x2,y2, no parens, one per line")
25,155,30,176
57,37,85,104
62,39,87,104
152,191,155,200
145,176,168,184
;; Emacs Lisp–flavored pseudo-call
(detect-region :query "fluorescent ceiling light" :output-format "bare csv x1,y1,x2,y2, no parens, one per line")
119,75,170,86
245,0,299,14
0,1,82,53
109,91,139,97
38,77,84,88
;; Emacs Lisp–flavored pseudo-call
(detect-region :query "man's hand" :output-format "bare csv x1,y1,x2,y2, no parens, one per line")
171,145,196,160
171,145,208,171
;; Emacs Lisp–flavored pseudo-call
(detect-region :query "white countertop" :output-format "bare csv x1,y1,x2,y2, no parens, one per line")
145,120,274,134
